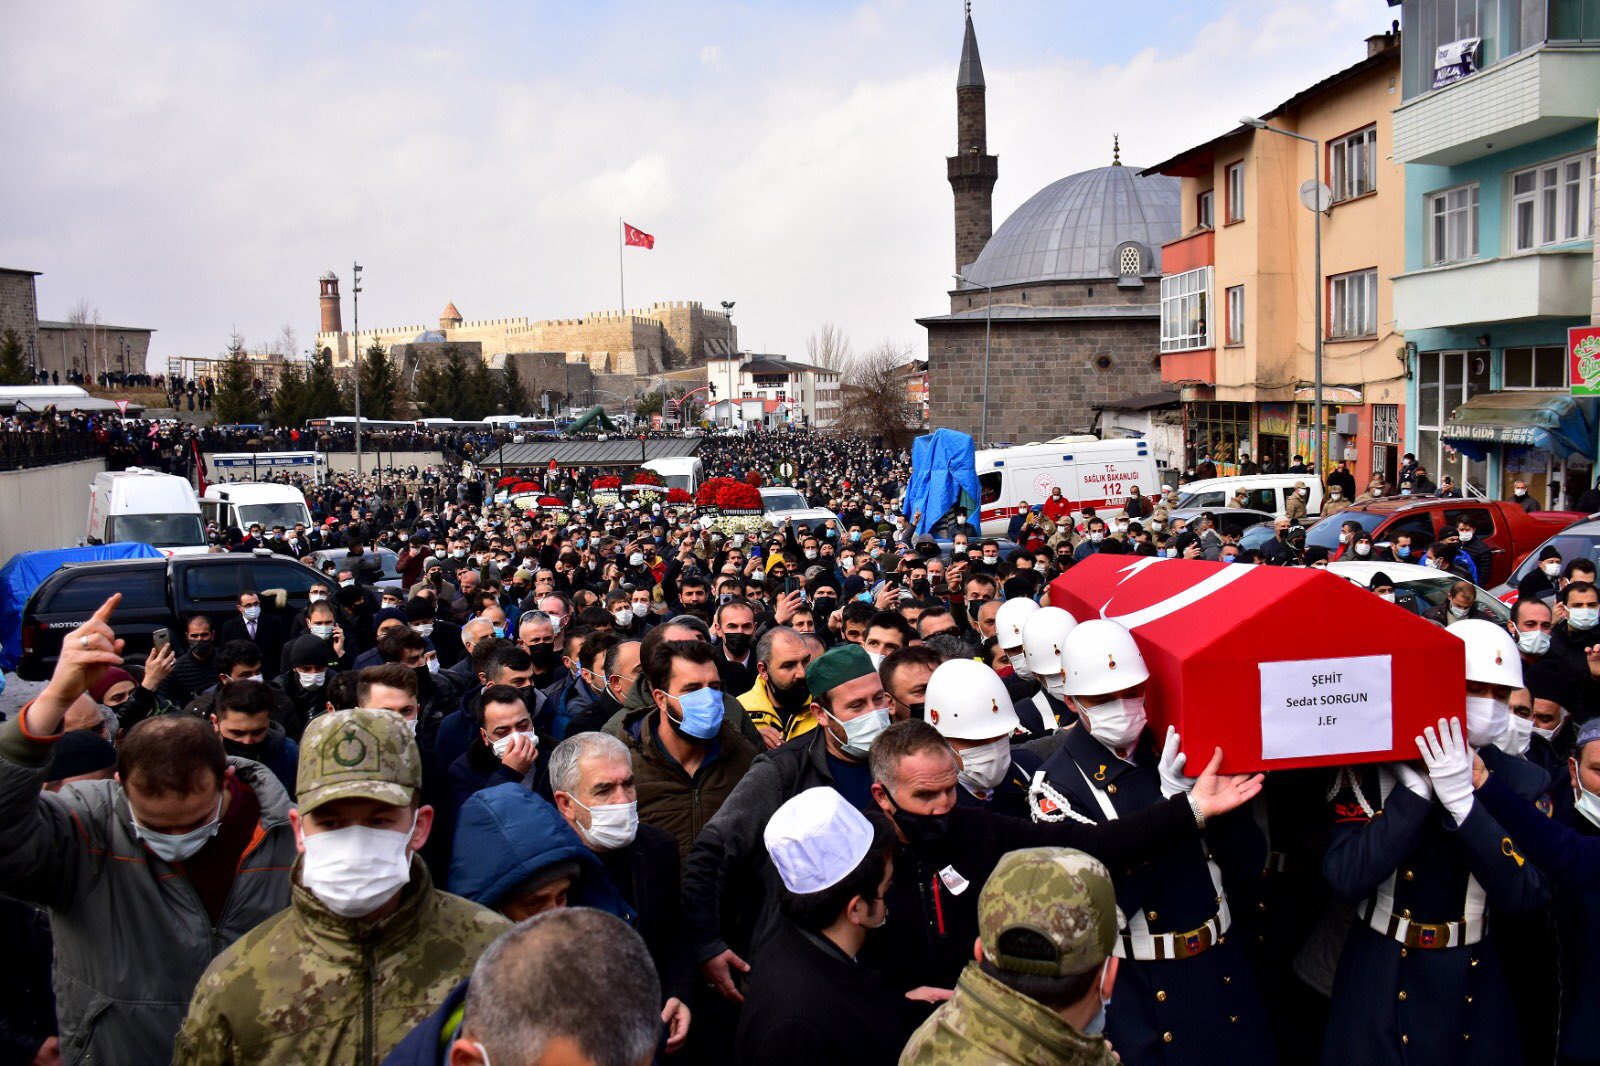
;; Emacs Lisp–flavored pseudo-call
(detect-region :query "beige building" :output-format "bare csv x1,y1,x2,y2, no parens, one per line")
314,274,736,379
0,267,154,383
1145,29,1408,487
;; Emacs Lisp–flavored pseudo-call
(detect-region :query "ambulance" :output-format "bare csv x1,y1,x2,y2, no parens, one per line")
975,436,1160,537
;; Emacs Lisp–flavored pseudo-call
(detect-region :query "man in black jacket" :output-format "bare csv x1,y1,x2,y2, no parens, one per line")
217,591,287,673
549,731,694,1055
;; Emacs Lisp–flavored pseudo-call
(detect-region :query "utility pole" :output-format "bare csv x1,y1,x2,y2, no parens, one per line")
352,261,363,476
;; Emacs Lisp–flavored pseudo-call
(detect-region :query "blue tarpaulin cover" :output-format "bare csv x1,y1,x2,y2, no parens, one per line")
0,543,163,672
904,429,981,537
1442,390,1597,462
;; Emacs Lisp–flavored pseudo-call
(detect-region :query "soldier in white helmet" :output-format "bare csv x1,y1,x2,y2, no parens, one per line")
995,596,1040,681
1014,607,1077,737
924,659,1042,819
1323,617,1552,1066
1027,618,1276,1065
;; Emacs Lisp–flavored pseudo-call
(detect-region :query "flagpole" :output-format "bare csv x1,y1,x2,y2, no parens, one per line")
618,217,625,314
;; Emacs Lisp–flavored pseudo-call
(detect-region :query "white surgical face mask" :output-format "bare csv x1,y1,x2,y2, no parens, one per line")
1492,713,1532,757
309,593,328,603
1458,530,1474,542
340,579,356,588
1449,603,1470,620
1007,652,1033,680
1042,672,1069,699
1533,707,1568,741
828,707,891,759
242,605,262,622
1465,695,1509,748
571,797,639,851
299,670,327,689
298,813,416,918
613,607,634,627
132,796,223,863
1354,543,1372,557
1079,696,1147,753
866,650,886,670
1517,629,1551,657
956,736,1013,794
1543,562,1562,578
491,730,537,761
1571,607,1600,631
413,623,434,637
310,624,336,640
1576,782,1600,830
1379,592,1396,603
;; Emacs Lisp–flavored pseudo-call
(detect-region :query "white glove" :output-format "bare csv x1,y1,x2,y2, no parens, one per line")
1417,717,1475,825
1157,726,1195,799
1391,762,1433,804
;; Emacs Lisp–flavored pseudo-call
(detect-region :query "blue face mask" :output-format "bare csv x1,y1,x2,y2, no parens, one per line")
1396,546,1410,558
849,531,862,542
663,686,724,740
492,624,506,639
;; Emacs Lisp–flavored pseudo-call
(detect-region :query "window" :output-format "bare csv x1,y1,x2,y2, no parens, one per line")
1197,189,1214,229
1511,151,1596,251
1373,403,1401,444
1119,246,1142,276
1428,183,1479,264
1416,348,1492,498
1502,345,1567,388
1225,285,1244,344
46,567,166,615
1160,267,1213,352
1328,269,1378,338
1330,126,1378,201
1225,163,1245,223
979,472,1001,505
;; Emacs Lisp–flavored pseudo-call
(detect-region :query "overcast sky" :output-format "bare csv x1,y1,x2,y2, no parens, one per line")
1,0,1386,371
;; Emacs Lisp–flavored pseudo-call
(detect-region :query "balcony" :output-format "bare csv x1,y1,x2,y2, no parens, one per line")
1391,247,1592,330
1393,47,1600,165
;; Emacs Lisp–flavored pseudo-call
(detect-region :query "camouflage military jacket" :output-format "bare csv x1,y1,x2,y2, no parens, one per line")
900,963,1116,1066
175,858,508,1066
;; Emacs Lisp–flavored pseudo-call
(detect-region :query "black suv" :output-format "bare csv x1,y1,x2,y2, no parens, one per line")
18,551,325,681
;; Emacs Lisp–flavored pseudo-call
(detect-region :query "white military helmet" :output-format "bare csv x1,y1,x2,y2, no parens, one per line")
1021,607,1078,676
923,659,1020,741
1451,618,1523,690
995,598,1040,652
1061,619,1150,697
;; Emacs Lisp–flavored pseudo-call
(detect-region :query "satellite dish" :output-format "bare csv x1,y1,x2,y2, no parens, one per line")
1299,179,1333,212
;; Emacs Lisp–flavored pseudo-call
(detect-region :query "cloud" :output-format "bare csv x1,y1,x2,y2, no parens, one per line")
0,0,1384,371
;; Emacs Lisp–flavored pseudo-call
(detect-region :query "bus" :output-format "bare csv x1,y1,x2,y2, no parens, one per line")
304,416,416,432
414,418,495,432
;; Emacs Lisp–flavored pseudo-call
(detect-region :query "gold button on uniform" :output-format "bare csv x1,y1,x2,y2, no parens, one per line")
1147,911,1158,922
1402,1035,1409,1045
1398,991,1407,1001
1402,869,1414,881
1156,991,1167,1002
1400,909,1412,920
1107,784,1118,794
1162,1033,1173,1044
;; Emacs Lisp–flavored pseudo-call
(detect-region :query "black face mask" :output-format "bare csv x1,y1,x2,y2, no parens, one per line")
890,800,951,851
966,598,991,620
527,644,559,672
189,639,213,660
770,675,812,712
723,632,753,658
907,701,926,720
910,579,931,598
222,737,268,761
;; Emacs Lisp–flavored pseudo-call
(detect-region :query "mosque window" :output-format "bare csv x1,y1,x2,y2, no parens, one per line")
1119,246,1142,276
1095,355,1115,372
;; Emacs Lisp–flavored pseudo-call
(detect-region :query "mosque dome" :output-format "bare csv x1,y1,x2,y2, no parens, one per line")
960,164,1181,289
413,330,447,343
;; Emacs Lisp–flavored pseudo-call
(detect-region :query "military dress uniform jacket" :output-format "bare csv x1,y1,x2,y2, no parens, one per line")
900,962,1117,1066
1029,725,1276,1066
174,858,509,1066
1321,755,1551,1066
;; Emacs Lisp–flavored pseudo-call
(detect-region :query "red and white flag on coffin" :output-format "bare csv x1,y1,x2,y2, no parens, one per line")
623,223,654,249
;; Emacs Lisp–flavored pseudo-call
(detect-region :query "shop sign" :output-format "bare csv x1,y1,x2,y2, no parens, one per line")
1570,326,1600,397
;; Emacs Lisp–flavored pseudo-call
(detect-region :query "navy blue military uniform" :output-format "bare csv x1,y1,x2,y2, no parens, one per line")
1012,687,1069,737
952,745,1041,821
1321,752,1551,1065
1029,724,1276,1065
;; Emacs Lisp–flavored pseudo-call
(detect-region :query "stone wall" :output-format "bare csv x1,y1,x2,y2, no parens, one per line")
949,278,1157,313
0,271,40,370
36,324,152,381
926,317,1163,444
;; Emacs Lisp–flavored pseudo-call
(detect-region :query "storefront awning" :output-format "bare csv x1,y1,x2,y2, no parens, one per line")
1441,390,1596,461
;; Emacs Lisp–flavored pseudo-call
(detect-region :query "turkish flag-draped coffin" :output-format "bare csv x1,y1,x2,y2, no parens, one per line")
1047,555,1466,774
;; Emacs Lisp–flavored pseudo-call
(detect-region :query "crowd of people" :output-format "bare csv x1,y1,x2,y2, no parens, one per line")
0,425,1596,1066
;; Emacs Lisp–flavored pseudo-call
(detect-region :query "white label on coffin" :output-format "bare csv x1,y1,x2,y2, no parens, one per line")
1258,654,1392,760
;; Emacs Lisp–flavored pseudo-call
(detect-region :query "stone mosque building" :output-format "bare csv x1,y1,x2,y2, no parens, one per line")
919,11,1182,445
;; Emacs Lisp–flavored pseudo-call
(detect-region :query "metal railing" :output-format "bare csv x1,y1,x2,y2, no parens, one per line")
0,431,104,471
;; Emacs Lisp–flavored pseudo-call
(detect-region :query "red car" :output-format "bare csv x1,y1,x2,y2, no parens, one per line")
1302,497,1584,588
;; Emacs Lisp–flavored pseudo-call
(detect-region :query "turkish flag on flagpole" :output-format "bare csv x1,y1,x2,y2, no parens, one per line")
622,223,654,249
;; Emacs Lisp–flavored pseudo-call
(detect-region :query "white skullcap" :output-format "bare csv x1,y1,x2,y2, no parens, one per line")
764,787,875,895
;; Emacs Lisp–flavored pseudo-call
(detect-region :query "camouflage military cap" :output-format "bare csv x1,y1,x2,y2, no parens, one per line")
978,847,1117,977
296,708,422,815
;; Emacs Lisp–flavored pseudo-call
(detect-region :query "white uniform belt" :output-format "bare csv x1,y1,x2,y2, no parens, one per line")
1357,871,1488,949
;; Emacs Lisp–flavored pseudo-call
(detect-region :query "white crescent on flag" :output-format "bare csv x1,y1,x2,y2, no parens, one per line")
1099,558,1256,630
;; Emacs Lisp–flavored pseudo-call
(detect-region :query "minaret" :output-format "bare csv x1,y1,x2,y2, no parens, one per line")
319,271,342,334
948,2,998,274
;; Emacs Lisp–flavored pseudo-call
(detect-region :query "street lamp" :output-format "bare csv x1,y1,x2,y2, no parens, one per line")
1241,115,1326,478
952,273,993,447
721,301,737,429
352,261,364,476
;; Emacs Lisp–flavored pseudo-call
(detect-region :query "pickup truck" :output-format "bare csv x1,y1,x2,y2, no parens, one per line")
17,551,325,681
1301,496,1583,588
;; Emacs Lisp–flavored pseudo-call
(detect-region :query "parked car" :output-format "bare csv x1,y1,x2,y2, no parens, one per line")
1301,497,1583,588
1176,474,1323,519
1326,560,1510,625
1163,507,1276,539
308,546,403,588
1490,513,1600,603
17,551,327,681
1239,522,1307,556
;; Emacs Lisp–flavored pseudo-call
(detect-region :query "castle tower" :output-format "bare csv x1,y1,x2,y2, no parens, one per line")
439,301,463,331
948,4,998,274
319,271,342,334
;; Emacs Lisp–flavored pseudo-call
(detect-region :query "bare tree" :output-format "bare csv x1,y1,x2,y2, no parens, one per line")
837,340,918,448
805,323,853,373
276,323,299,361
66,299,106,381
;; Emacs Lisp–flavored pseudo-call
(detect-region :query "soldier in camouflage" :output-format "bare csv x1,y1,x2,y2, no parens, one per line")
175,708,509,1065
900,847,1121,1066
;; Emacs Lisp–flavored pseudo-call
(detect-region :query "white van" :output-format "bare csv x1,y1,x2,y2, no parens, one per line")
201,482,313,533
86,468,207,555
1174,474,1323,519
976,437,1161,537
642,457,705,494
